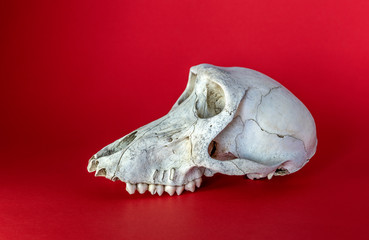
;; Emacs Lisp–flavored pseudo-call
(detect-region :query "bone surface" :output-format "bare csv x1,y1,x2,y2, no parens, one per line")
88,64,317,196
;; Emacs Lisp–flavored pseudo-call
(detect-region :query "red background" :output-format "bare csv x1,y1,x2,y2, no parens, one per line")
1,0,369,239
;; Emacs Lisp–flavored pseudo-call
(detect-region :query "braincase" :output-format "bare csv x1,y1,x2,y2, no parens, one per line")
220,66,280,92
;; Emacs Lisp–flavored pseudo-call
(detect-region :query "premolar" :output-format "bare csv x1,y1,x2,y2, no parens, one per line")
137,183,148,194
126,183,136,194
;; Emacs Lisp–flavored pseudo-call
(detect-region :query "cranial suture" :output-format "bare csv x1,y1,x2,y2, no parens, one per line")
88,64,317,196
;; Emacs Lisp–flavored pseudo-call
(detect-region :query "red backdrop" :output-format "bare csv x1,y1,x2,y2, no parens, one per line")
1,0,369,239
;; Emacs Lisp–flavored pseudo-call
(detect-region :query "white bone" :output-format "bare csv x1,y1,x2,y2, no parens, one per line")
88,64,317,196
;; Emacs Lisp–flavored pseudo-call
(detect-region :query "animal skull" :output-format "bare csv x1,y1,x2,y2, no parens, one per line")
87,64,317,196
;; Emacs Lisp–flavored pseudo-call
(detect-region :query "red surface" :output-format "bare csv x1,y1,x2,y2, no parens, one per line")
1,0,369,239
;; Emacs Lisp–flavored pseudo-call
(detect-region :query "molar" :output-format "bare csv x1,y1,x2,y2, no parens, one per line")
156,185,164,196
126,183,136,194
137,183,148,194
185,181,195,192
176,186,184,195
148,184,156,195
195,178,202,188
164,186,176,196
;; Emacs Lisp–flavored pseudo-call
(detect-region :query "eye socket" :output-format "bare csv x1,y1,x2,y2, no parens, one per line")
196,81,225,118
177,72,197,105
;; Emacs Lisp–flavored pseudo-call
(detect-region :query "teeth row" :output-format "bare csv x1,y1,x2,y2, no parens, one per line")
125,178,202,196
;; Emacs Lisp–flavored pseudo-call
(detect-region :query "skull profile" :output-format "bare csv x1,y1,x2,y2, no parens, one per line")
87,64,317,196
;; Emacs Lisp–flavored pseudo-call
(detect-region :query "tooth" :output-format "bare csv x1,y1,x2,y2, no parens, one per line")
165,185,176,196
126,183,136,194
156,185,164,196
176,186,184,195
148,184,156,195
137,183,148,194
195,178,202,188
267,172,274,180
185,181,195,192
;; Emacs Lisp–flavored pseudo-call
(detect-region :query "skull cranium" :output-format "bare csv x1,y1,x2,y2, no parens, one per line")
87,64,317,196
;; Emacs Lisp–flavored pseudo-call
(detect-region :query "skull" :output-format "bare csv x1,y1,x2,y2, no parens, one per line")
87,64,317,196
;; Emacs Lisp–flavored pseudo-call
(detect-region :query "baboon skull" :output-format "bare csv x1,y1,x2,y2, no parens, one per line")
87,64,317,196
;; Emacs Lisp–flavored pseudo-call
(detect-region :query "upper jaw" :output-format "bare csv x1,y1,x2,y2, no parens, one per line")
88,152,205,196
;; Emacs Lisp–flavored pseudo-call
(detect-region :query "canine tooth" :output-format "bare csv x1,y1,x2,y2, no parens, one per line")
165,185,176,196
195,178,202,188
267,172,274,180
148,184,156,195
137,183,148,194
156,185,164,196
176,186,184,195
126,183,136,194
185,181,195,192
